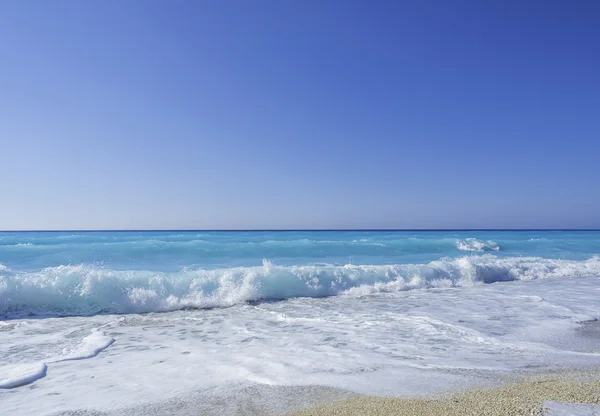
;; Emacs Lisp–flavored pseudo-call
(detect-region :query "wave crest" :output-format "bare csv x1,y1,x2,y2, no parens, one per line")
1,256,599,318
456,238,500,252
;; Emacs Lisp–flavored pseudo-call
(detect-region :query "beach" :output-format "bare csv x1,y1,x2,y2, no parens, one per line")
286,370,600,416
2,231,600,415
3,0,599,413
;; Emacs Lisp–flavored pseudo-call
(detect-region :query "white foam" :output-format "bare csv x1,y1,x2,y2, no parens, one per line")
2,255,600,317
456,238,500,252
3,276,600,414
53,329,115,362
0,328,113,390
0,363,47,389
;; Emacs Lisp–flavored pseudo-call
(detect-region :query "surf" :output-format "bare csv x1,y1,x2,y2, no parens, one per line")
2,255,600,318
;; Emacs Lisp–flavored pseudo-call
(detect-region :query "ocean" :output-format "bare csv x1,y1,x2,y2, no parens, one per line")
2,230,600,414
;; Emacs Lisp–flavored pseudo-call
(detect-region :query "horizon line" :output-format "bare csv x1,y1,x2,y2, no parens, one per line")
1,228,600,232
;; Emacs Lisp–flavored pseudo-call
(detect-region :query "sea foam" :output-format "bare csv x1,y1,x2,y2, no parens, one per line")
2,255,600,317
0,363,47,389
456,238,500,252
0,329,114,389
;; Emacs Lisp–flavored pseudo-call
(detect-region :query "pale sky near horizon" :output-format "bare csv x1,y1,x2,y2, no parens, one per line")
1,0,599,230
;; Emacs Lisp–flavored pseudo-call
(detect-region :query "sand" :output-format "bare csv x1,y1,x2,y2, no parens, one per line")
285,371,600,416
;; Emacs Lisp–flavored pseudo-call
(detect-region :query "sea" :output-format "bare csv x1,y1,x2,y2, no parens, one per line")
2,230,600,415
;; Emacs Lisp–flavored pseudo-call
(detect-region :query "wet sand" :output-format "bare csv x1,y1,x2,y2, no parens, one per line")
285,370,600,416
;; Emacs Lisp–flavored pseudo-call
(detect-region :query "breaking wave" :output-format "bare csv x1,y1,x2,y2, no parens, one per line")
456,238,500,252
2,255,600,318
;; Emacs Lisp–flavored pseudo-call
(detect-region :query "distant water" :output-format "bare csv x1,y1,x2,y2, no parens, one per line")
2,231,600,415
1,230,600,317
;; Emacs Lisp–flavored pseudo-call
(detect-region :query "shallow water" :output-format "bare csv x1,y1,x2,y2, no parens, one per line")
1,231,600,415
1,230,600,317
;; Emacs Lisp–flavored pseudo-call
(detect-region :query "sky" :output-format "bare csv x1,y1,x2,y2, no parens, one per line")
1,0,599,230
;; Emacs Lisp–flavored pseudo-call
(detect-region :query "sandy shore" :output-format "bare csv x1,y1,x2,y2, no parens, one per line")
285,370,600,416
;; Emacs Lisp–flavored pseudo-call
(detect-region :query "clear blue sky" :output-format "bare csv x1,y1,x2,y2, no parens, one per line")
1,0,599,230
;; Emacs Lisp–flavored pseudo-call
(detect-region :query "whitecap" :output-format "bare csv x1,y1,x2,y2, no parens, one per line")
456,238,500,252
2,255,600,317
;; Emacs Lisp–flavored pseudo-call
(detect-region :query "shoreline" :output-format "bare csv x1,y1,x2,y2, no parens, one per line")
284,369,600,416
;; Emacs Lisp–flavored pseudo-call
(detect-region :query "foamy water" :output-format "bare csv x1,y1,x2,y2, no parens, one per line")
1,231,600,415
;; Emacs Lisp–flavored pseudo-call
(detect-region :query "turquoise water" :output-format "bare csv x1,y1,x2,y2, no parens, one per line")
3,232,600,412
1,230,599,317
2,230,599,270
